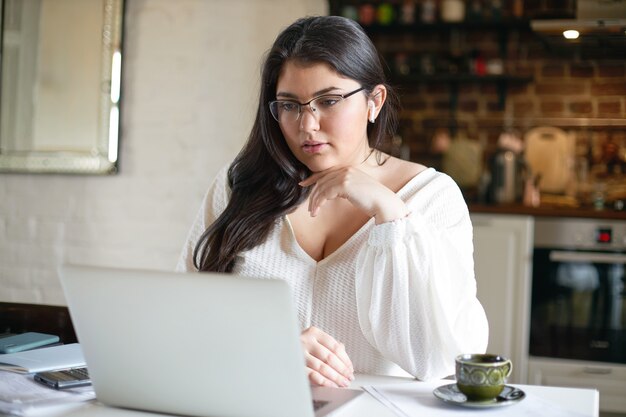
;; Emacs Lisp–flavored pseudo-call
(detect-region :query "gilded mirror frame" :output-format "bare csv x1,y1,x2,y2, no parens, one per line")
0,0,124,174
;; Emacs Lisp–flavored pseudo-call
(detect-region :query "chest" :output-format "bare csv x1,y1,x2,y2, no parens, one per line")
288,200,372,262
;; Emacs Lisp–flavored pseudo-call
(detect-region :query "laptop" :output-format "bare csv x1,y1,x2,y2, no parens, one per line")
59,264,362,417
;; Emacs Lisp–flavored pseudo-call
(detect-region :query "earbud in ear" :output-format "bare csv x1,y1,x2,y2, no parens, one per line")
368,101,376,123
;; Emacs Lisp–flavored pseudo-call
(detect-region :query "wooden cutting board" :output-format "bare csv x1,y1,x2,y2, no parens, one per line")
524,126,573,194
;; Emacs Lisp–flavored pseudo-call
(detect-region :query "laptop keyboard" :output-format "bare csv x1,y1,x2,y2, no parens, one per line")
313,400,329,411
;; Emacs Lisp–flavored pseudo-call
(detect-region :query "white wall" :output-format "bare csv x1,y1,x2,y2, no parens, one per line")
0,0,327,305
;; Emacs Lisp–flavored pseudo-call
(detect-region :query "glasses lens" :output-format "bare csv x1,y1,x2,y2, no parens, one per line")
269,93,350,124
269,101,300,123
311,95,343,119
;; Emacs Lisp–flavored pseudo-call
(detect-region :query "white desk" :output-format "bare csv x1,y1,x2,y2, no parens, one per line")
349,374,599,417
48,374,599,417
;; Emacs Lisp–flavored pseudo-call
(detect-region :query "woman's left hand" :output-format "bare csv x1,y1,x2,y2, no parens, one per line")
299,166,408,224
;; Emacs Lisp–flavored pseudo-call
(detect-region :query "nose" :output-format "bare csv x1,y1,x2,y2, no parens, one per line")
299,105,320,131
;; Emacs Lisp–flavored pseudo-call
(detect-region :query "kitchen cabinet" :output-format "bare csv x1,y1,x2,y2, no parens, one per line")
471,214,533,384
528,358,626,413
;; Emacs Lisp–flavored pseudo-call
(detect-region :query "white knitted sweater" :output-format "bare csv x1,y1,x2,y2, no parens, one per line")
176,166,489,380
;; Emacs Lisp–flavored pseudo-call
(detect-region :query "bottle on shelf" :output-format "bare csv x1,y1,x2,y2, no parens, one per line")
400,0,417,24
467,0,484,20
469,49,487,75
487,0,503,20
420,0,437,23
512,0,524,17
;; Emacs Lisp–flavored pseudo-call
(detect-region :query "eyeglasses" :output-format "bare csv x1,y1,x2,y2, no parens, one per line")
268,87,365,124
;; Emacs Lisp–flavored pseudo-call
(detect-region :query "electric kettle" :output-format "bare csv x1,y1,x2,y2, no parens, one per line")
487,148,528,204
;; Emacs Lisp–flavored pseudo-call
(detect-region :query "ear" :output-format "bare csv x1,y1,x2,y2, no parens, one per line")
367,85,387,123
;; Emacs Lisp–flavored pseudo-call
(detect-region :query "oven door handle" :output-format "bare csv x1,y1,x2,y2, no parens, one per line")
549,251,626,264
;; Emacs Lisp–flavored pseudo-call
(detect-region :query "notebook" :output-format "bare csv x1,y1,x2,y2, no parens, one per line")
59,264,362,417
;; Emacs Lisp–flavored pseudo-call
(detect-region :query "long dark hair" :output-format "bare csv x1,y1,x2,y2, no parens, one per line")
193,16,400,272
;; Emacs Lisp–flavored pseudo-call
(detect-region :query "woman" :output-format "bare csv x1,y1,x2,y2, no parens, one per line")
177,15,488,388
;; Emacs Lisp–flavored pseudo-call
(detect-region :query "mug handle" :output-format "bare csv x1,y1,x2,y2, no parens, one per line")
503,360,513,378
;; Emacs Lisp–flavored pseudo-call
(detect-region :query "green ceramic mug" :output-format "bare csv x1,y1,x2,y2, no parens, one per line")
455,353,513,401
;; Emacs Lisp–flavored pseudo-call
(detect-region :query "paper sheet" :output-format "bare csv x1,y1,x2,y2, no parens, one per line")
0,371,95,416
363,380,588,417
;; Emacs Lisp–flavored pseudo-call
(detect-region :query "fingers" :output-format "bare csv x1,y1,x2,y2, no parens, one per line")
309,341,354,380
316,335,354,376
301,170,350,217
298,171,323,187
301,327,355,388
305,355,350,387
299,167,407,223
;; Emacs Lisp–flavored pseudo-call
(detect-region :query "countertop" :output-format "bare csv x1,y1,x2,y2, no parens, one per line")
469,203,626,221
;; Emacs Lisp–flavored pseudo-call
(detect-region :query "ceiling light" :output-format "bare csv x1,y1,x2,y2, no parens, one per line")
563,29,580,39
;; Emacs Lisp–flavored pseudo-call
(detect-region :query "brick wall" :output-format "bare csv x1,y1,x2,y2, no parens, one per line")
369,27,626,199
0,0,327,305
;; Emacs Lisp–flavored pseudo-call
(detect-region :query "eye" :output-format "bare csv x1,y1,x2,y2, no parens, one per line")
279,101,299,113
316,96,342,108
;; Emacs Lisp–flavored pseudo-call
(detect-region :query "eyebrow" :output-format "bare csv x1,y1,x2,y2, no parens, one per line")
276,86,343,100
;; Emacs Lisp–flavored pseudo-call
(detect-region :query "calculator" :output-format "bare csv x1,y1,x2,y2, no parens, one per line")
34,367,91,389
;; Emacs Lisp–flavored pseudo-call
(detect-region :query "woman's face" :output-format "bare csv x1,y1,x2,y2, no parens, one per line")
274,61,371,173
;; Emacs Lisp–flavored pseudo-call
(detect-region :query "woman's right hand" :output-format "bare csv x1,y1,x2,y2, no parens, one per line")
300,326,354,387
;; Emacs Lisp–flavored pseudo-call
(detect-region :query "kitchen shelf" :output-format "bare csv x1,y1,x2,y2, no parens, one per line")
521,118,626,128
361,19,531,34
469,203,626,221
394,74,533,83
410,116,626,129
394,74,534,111
329,5,534,117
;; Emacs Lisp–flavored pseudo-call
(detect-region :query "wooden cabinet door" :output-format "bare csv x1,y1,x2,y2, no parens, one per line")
471,214,533,384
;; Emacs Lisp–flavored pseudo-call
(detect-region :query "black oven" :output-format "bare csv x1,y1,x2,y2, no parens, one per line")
530,218,626,364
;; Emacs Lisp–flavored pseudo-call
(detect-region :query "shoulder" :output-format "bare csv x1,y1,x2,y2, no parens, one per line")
205,164,231,200
388,161,467,214
199,164,232,219
379,156,428,193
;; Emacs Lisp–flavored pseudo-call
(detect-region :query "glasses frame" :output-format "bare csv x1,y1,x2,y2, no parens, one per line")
268,86,365,123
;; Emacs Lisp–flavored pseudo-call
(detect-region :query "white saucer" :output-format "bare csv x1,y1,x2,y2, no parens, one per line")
433,383,525,408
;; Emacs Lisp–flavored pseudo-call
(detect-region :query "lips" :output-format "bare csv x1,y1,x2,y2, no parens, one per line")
302,141,328,154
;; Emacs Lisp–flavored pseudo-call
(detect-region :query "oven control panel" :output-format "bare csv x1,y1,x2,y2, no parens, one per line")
534,217,626,250
595,228,612,244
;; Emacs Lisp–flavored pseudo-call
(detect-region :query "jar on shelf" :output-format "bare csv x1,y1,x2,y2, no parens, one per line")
377,3,396,25
340,5,358,21
467,0,483,20
441,0,466,22
358,3,377,26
